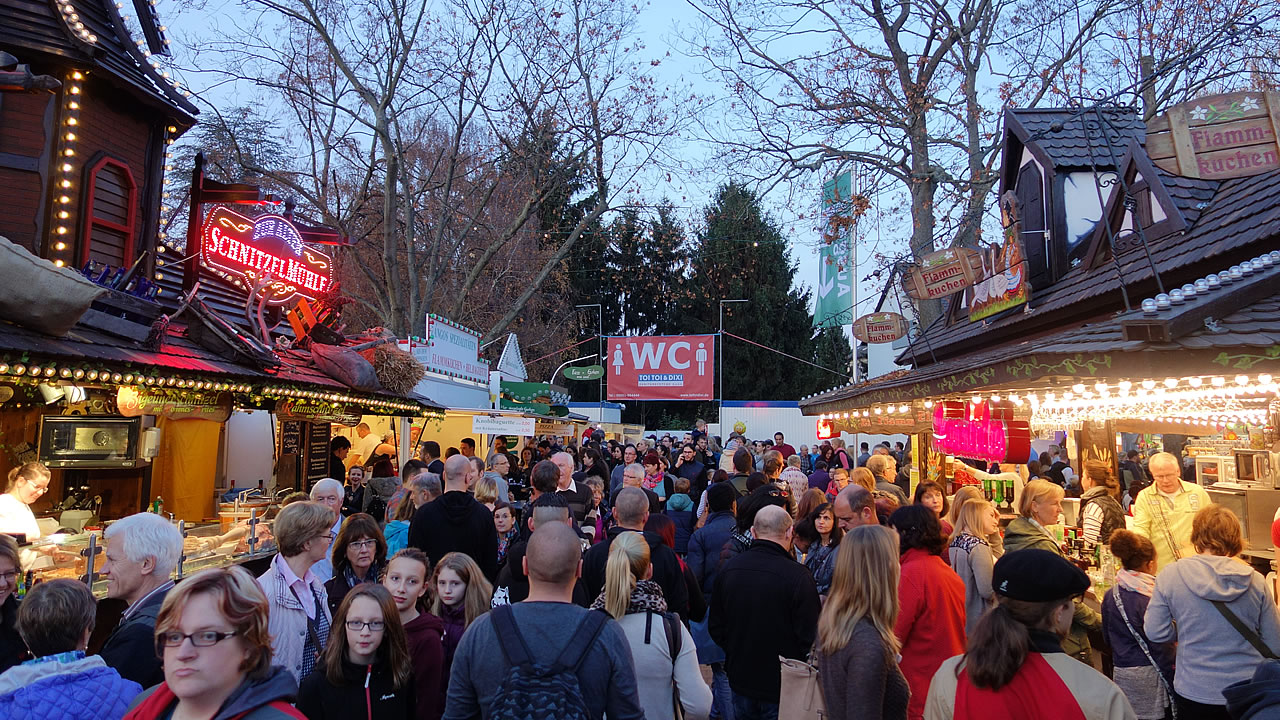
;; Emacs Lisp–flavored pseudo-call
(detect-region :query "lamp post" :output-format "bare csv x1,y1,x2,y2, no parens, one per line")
575,304,603,426
549,354,599,384
718,299,747,437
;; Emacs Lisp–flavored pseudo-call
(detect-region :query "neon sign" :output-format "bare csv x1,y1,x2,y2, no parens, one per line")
816,418,834,440
932,400,1030,464
200,206,332,305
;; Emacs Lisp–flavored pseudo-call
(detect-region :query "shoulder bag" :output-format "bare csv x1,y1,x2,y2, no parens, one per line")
779,651,826,720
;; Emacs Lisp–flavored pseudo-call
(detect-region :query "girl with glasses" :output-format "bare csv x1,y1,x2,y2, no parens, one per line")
123,566,302,720
430,552,492,677
297,584,413,720
325,514,387,615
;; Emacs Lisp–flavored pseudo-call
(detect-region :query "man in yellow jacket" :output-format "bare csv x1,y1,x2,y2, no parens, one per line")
1132,452,1211,570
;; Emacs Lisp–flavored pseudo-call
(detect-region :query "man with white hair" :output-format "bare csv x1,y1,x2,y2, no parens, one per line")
308,477,345,581
99,511,183,687
1133,450,1212,569
710,505,820,719
552,451,591,523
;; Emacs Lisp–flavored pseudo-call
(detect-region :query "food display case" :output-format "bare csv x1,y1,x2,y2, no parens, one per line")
23,514,277,596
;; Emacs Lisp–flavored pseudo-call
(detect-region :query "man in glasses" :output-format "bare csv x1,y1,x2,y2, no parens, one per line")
100,511,183,688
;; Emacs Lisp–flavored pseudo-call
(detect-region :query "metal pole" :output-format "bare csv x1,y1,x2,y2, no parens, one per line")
575,304,603,427
718,299,747,438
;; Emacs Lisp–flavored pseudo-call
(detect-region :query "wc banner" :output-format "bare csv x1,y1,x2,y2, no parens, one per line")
606,335,715,401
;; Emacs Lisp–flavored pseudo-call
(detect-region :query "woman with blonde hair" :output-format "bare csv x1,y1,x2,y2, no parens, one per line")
949,499,1000,635
592,531,709,719
1079,460,1125,548
430,552,492,676
0,462,50,545
1003,478,1100,665
946,485,1003,558
817,524,909,720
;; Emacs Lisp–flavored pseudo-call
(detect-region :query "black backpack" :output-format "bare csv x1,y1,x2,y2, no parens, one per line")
488,604,608,720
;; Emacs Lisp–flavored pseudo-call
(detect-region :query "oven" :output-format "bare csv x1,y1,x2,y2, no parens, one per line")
38,416,142,468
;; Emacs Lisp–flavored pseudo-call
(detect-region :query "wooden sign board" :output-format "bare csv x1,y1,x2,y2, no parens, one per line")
905,247,983,300
117,386,232,422
852,312,909,344
1147,91,1280,179
969,191,1031,322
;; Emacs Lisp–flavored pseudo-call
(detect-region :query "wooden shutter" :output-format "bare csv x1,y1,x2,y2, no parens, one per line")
80,156,137,267
1014,162,1049,289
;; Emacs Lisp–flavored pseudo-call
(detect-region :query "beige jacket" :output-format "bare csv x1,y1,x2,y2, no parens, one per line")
925,652,1137,720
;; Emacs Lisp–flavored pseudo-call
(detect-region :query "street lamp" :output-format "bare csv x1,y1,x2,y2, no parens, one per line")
718,299,747,437
549,354,598,384
575,304,603,426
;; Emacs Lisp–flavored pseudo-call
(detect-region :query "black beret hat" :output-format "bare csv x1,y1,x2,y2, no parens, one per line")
992,548,1090,602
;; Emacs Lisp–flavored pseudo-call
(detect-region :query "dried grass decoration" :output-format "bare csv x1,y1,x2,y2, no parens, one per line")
359,343,426,396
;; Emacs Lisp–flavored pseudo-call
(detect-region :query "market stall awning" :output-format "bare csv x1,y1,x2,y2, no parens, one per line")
801,258,1280,417
0,316,445,417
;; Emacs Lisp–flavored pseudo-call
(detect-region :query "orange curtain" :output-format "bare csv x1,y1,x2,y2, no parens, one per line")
151,417,221,521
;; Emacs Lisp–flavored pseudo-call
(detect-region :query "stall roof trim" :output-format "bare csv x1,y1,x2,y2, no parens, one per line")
801,275,1280,414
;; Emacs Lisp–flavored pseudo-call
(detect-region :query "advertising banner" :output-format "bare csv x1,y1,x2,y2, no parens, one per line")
814,171,855,329
400,314,490,384
606,335,715,401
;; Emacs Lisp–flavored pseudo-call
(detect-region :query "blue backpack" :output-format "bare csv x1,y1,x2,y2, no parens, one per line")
487,604,609,720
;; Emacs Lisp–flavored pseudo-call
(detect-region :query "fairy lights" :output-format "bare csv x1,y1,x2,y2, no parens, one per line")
50,71,85,268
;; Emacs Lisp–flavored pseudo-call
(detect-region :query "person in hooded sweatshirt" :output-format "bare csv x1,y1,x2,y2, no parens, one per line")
1145,504,1280,720
408,454,499,582
124,567,306,720
297,584,414,720
0,579,141,720
383,549,446,720
429,552,493,676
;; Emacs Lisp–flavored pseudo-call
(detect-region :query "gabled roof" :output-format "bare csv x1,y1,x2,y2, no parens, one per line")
0,0,197,123
893,165,1280,367
1004,107,1145,171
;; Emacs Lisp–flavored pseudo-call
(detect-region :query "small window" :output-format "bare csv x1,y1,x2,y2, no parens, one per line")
80,156,137,267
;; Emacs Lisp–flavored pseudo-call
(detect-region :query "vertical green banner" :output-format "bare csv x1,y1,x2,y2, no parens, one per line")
815,171,854,329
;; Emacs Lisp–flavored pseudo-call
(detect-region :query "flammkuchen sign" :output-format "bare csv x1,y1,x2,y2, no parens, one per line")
1147,90,1280,180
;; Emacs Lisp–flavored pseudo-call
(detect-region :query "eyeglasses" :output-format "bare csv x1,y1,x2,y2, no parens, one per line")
0,571,16,583
158,630,238,649
24,480,49,496
349,539,377,550
345,620,385,632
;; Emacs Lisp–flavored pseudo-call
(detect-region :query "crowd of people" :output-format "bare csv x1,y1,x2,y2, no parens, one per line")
2,428,1280,720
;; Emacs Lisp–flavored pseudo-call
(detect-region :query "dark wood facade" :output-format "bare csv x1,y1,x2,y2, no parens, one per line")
0,0,196,271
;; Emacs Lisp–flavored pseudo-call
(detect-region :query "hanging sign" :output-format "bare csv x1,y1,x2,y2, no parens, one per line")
969,191,1032,322
117,387,232,422
200,207,333,305
563,365,605,381
472,415,536,435
1147,90,1280,180
606,335,715,401
932,400,1030,464
904,247,983,300
274,398,361,426
852,312,908,344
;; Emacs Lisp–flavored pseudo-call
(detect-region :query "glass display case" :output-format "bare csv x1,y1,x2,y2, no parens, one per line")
23,513,278,596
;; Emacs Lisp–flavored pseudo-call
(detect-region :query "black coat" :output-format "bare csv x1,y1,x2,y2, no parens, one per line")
582,527,689,620
492,538,590,606
687,510,736,594
0,595,23,675
296,658,414,720
100,583,171,688
710,540,821,703
407,491,498,582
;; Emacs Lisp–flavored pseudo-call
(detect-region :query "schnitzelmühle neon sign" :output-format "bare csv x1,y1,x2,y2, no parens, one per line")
200,206,333,305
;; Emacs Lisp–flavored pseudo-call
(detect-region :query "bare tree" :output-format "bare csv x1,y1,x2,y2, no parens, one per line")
176,0,683,340
683,0,1121,324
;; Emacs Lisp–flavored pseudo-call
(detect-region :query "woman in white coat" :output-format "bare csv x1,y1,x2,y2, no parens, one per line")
593,530,711,720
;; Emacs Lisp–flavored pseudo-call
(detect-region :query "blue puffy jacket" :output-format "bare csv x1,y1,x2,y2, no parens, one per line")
687,510,736,594
0,653,142,720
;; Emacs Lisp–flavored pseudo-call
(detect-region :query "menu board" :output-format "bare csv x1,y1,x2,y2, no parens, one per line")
306,422,331,485
280,421,302,457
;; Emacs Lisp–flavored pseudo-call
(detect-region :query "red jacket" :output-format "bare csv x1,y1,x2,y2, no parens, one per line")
894,548,967,720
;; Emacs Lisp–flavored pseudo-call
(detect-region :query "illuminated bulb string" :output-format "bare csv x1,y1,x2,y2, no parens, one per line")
50,71,85,268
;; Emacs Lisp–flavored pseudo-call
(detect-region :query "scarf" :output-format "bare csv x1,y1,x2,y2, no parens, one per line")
497,527,519,565
643,472,664,491
1115,568,1156,597
590,579,668,615
343,561,382,589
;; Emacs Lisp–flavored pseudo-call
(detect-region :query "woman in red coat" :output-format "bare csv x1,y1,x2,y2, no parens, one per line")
888,505,967,720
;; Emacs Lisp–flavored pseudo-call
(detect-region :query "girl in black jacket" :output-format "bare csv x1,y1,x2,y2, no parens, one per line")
297,584,415,720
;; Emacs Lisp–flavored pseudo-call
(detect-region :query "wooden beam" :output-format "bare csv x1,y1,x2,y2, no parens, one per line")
1120,263,1280,342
